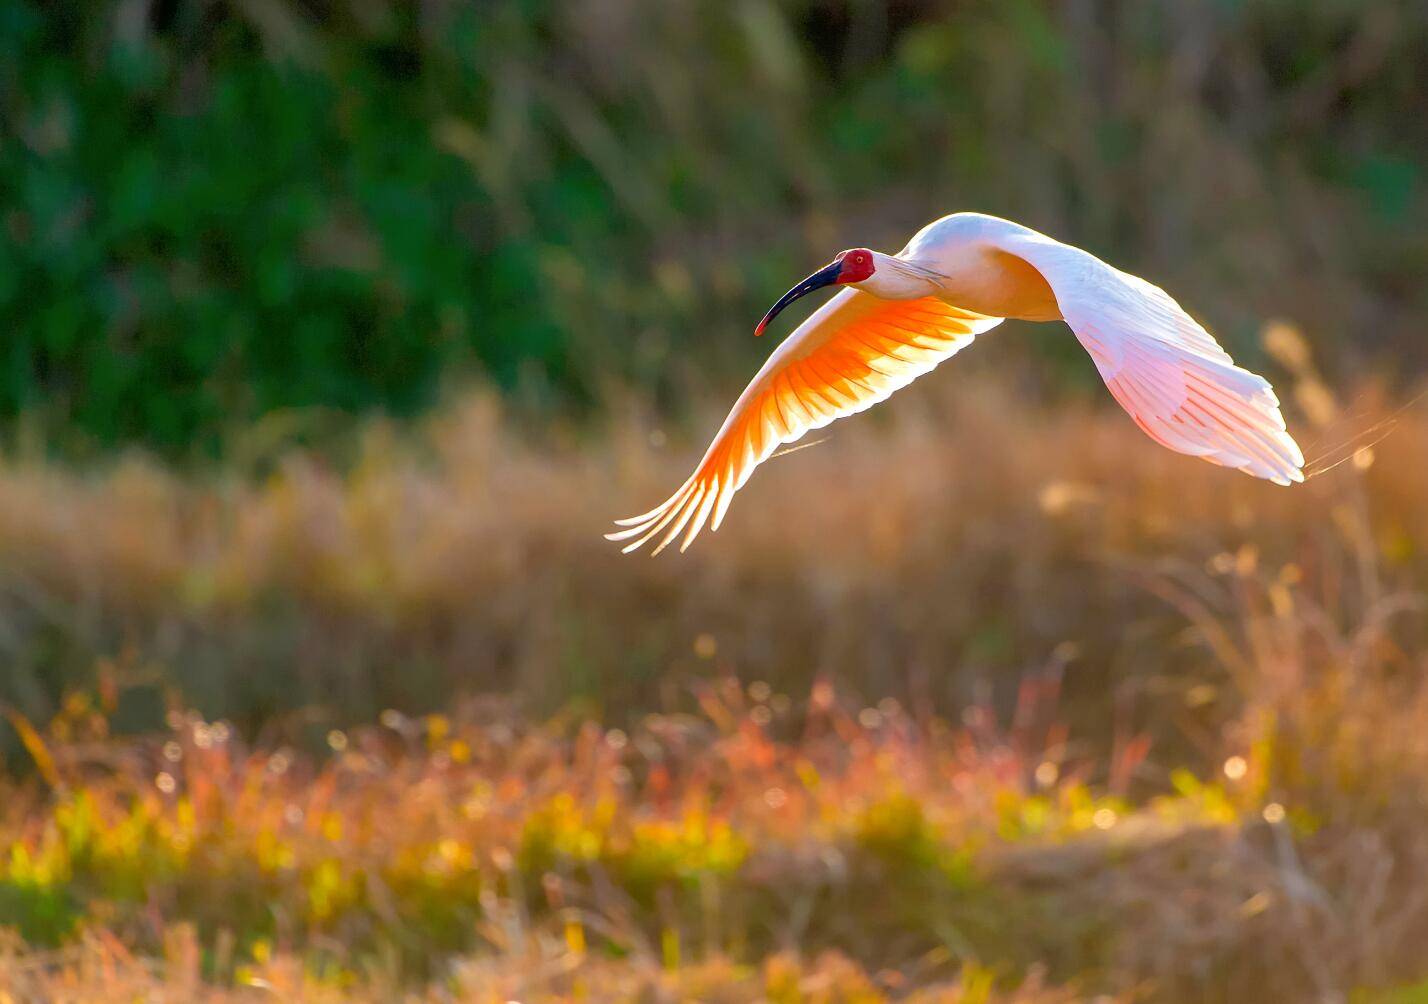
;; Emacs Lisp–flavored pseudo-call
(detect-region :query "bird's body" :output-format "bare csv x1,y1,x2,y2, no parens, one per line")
611,212,1304,555
874,214,1062,319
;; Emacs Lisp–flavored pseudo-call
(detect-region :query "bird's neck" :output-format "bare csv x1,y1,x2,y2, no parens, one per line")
885,247,1061,321
853,253,944,300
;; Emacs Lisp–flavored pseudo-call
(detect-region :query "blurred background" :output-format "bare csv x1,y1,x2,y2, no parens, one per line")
2,2,1428,1001
5,0,1427,454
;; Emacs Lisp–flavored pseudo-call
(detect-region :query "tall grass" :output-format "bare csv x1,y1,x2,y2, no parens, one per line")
0,324,1428,999
3,559,1428,998
2,329,1428,996
0,325,1423,751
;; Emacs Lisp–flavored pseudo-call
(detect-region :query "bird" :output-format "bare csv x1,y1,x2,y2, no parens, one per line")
609,212,1304,555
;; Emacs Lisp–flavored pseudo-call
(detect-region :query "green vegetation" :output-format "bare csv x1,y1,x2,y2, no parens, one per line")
0,651,1423,1002
4,2,1426,452
4,3,1428,999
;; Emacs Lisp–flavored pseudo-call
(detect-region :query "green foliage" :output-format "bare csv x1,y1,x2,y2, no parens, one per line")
3,2,573,452
3,1,1426,452
1358,982,1428,1004
0,873,81,945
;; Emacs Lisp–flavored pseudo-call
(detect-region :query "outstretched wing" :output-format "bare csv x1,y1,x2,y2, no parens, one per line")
609,291,1001,554
991,229,1304,485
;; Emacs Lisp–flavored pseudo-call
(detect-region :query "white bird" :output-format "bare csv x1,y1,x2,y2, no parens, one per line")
610,212,1304,555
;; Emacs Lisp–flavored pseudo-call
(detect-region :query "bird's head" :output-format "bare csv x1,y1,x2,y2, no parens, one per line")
754,248,876,336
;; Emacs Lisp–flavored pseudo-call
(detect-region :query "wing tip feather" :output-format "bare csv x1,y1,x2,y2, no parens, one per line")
610,293,991,556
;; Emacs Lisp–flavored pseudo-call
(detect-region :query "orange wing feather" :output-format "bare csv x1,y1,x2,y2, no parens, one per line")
609,291,1000,554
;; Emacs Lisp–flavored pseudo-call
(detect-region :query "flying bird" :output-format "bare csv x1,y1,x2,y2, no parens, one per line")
609,212,1303,555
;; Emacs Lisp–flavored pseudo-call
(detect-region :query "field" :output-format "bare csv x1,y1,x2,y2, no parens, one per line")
2,325,1428,1001
5,3,1428,999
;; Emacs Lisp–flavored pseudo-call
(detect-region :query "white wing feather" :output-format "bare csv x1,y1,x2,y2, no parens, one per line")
992,227,1304,485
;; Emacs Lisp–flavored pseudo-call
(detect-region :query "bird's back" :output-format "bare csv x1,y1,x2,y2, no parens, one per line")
902,213,1063,321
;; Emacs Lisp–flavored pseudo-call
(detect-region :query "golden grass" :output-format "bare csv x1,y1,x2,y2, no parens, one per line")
0,684,1127,1002
2,620,1428,1000
0,327,1422,740
1,326,1428,999
0,930,1093,1003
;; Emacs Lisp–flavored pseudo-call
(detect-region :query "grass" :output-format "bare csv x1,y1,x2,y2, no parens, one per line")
0,323,1422,740
2,615,1428,1000
7,4,1428,998
1,324,1428,998
0,683,1119,1000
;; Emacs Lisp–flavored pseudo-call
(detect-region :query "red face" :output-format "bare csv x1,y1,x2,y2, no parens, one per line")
754,247,878,335
835,248,876,284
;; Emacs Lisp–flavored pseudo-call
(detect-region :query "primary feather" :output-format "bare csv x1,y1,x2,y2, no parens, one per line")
608,293,998,554
991,224,1304,486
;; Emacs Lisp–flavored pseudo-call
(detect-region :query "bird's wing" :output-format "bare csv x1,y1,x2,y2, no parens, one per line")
989,229,1304,485
609,290,1002,554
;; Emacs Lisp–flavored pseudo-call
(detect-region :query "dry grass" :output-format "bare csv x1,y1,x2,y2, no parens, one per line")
0,932,1093,1004
1,326,1428,999
2,621,1428,1000
0,685,1122,1002
0,325,1422,742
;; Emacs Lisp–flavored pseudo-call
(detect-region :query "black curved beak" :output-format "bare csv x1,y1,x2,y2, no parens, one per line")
754,259,843,336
